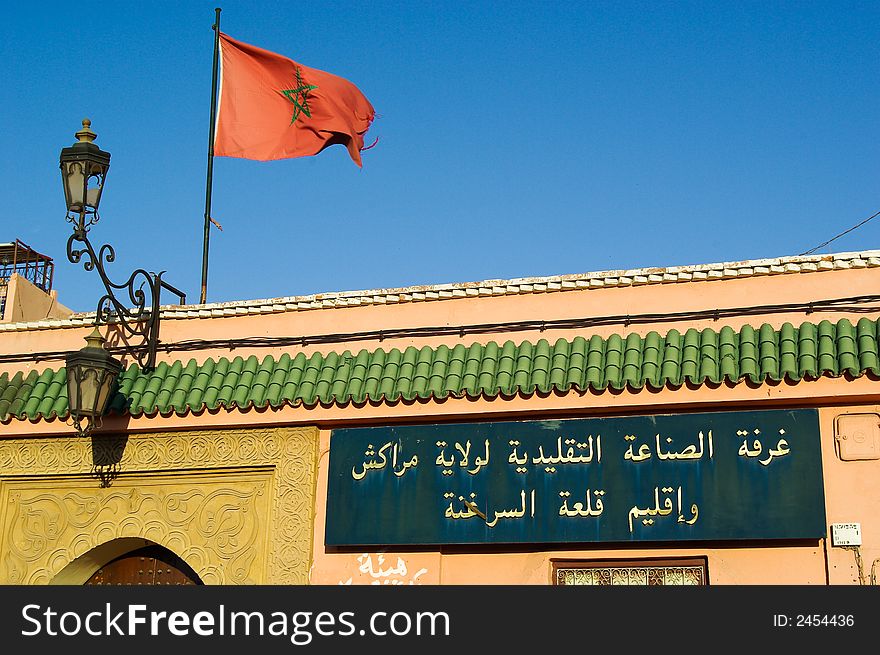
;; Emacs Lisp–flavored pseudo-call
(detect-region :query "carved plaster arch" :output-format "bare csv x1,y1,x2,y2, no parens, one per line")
0,427,318,585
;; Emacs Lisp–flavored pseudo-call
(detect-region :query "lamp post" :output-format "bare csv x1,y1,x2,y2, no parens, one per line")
66,327,122,437
59,119,110,232
60,119,186,435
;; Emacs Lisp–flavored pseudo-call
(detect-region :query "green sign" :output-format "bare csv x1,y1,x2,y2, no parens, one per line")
325,409,825,546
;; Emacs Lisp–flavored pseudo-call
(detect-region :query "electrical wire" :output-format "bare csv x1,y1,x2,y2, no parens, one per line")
4,293,880,366
799,209,880,256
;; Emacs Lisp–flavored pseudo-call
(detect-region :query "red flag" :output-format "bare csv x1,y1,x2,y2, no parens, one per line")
214,32,375,166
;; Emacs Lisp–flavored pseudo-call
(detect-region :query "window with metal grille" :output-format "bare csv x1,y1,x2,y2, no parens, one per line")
552,558,707,585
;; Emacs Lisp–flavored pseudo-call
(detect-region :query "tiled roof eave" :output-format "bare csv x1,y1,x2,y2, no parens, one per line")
1,317,878,423
0,367,871,426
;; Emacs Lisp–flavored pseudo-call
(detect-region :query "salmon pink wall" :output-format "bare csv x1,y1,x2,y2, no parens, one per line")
310,405,880,585
1,263,878,585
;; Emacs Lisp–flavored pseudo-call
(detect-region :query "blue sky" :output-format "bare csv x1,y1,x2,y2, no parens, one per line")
3,1,878,312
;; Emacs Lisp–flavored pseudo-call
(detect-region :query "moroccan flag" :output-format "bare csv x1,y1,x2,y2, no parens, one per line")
214,32,375,166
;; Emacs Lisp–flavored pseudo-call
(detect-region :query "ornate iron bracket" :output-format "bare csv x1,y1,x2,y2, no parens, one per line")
67,221,186,371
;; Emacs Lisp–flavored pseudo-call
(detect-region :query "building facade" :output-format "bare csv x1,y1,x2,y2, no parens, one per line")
1,250,878,585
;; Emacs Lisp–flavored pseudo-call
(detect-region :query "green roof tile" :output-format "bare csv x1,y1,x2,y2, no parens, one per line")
2,318,879,422
698,328,718,384
817,320,837,374
660,329,681,386
837,318,858,375
604,334,624,389
37,368,67,418
739,325,759,383
759,324,779,380
0,372,17,418
680,329,700,383
798,322,818,378
718,326,738,381
779,323,798,381
857,318,879,372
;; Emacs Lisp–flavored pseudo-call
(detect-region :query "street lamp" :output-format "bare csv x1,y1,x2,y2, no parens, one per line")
66,327,122,437
60,119,186,434
59,119,110,229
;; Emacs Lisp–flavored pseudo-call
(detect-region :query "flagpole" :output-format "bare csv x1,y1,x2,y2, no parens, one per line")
200,7,222,305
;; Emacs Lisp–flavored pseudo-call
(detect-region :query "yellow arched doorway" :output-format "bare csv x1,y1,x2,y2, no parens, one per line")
85,543,202,585
51,537,202,585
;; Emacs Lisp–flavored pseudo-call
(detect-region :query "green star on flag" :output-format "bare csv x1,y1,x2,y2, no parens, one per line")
280,68,318,124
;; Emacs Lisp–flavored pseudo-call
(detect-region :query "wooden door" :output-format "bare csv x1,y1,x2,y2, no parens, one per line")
85,545,202,585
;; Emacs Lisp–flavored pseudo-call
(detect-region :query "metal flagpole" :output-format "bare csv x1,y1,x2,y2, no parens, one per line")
200,7,222,305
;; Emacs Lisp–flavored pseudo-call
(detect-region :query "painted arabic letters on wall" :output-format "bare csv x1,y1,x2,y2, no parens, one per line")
326,409,825,546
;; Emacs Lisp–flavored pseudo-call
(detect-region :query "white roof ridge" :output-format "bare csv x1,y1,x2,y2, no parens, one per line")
4,249,879,331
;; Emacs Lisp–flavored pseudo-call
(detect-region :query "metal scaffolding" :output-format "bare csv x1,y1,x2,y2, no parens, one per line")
0,239,55,318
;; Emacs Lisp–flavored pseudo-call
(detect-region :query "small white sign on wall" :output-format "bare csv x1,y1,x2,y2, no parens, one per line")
831,523,862,546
